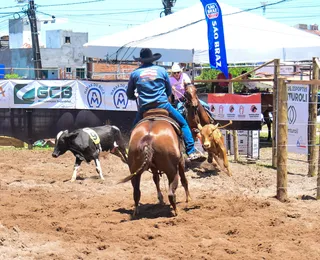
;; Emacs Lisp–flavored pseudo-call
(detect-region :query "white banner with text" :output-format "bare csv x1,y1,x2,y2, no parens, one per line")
0,80,138,111
287,84,309,154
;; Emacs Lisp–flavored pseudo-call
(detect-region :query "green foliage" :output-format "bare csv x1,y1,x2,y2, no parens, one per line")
196,65,254,93
5,73,21,79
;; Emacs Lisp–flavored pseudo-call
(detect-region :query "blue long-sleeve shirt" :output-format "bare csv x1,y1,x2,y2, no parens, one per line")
126,63,172,108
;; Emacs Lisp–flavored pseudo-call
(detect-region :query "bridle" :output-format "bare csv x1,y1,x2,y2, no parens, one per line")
184,85,201,125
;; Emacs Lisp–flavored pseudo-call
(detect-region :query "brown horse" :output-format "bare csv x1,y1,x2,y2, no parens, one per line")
119,109,190,217
184,83,214,139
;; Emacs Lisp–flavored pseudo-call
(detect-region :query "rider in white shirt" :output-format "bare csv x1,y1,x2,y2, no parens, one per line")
169,63,211,115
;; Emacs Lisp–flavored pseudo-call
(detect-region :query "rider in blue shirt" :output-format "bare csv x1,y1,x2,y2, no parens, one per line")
126,48,205,162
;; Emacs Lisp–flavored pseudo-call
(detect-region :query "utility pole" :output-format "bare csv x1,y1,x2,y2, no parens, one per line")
261,1,268,15
161,0,177,17
26,0,42,79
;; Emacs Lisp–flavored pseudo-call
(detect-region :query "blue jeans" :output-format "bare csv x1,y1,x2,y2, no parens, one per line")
176,100,211,116
133,102,195,155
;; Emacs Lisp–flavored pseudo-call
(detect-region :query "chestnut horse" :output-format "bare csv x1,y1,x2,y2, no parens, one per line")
119,109,190,217
184,83,214,139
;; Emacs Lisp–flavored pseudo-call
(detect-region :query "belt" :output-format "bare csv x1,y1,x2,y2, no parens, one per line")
142,101,166,110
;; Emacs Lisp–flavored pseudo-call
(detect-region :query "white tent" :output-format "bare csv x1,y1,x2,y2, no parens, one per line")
83,2,320,63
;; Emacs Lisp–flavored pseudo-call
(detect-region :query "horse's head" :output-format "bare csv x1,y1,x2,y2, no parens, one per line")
184,83,199,107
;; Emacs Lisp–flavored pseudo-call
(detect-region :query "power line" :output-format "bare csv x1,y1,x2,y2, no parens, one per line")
0,5,21,10
110,0,298,62
50,8,162,17
224,0,293,16
37,0,105,8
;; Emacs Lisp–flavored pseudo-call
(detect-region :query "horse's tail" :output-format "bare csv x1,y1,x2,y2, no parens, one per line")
118,135,154,184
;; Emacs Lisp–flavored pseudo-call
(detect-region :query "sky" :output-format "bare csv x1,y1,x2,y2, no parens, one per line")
0,0,319,46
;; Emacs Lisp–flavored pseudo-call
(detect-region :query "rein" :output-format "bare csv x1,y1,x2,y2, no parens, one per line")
172,88,185,105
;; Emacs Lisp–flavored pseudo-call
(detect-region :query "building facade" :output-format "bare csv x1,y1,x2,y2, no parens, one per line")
1,18,88,79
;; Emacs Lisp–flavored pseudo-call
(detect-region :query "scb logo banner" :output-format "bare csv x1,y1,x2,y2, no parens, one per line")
200,0,229,78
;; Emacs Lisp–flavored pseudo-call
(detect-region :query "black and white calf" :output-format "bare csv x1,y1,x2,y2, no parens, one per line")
52,125,128,182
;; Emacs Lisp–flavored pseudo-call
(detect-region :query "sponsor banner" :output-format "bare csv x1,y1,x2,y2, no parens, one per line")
2,80,138,111
0,80,12,108
287,84,308,154
77,81,106,110
200,0,229,78
106,82,137,111
208,93,261,122
77,81,137,111
10,80,76,108
229,130,259,159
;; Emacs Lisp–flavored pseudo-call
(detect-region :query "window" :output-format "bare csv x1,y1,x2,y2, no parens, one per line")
65,36,71,44
66,67,71,73
76,68,85,79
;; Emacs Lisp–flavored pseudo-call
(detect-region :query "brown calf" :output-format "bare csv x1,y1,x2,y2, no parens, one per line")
197,121,232,176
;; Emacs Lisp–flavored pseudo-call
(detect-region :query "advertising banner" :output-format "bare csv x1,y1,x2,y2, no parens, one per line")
0,80,12,108
77,81,107,110
229,130,259,159
287,84,309,154
200,0,229,78
10,80,76,109
2,79,137,111
105,82,138,111
76,81,137,111
208,93,261,121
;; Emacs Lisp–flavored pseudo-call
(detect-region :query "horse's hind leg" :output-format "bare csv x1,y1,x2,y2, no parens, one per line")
131,174,142,217
167,171,179,216
178,160,191,202
151,168,164,205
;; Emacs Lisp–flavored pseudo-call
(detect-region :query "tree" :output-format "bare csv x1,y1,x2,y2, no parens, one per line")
196,65,254,93
5,73,21,79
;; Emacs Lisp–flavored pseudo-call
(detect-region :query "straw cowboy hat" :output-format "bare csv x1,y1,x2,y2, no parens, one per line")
133,48,162,63
171,63,183,73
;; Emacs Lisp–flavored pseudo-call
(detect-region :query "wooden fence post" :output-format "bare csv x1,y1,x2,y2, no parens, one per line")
314,59,320,199
277,77,288,202
272,59,280,168
309,57,318,177
228,81,239,161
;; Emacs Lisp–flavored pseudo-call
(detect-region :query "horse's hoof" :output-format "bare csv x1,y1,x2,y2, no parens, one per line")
226,169,232,177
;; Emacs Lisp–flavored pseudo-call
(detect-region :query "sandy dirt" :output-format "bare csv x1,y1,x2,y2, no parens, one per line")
0,146,320,260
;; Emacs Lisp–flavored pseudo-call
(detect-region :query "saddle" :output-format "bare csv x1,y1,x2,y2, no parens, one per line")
137,108,182,136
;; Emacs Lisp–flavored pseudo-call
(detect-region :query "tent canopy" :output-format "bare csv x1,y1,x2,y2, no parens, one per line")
83,3,320,63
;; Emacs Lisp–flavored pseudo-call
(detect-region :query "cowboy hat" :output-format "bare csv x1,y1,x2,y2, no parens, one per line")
133,48,162,63
171,63,183,73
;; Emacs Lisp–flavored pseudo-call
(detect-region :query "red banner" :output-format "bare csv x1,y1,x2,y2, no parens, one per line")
207,93,261,122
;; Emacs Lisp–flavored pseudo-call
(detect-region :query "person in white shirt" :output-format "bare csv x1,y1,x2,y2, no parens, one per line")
169,63,211,115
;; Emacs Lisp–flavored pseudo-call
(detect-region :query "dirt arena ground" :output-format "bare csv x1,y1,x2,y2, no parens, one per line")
1,146,320,260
